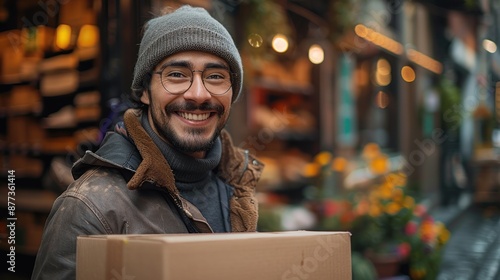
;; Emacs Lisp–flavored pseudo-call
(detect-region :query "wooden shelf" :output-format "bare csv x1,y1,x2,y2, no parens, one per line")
0,188,57,213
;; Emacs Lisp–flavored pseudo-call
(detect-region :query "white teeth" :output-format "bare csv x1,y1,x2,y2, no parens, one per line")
179,112,210,121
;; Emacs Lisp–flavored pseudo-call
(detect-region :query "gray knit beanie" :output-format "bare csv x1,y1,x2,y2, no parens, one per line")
131,5,243,104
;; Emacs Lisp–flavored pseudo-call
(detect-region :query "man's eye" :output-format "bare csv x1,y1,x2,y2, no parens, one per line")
206,73,224,80
204,70,229,80
167,71,186,78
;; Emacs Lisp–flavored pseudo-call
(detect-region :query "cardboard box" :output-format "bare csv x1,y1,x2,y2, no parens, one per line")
77,231,351,280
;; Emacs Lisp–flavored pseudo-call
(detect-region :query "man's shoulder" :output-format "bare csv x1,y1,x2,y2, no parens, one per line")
66,167,129,197
72,131,140,179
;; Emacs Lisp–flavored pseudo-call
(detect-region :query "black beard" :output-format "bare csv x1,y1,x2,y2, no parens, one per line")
165,126,221,153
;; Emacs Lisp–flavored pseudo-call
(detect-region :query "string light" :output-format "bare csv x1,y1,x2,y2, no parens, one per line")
483,39,497,54
308,44,324,64
354,24,404,55
407,49,442,74
375,58,391,86
272,34,289,53
354,24,443,74
401,66,416,82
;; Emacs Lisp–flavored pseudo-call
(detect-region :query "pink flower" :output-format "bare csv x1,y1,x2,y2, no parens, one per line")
414,204,427,217
324,200,339,217
340,211,355,226
397,242,411,258
405,221,418,235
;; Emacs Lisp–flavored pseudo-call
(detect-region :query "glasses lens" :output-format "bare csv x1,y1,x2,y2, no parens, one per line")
160,66,192,95
160,66,233,96
201,68,233,96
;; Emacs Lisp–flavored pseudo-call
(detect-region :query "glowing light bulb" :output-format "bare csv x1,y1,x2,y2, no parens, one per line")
77,25,99,48
308,44,324,64
483,39,497,54
401,66,416,82
56,24,72,50
272,34,289,53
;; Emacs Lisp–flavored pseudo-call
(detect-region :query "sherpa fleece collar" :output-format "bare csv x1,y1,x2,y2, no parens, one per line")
123,109,177,192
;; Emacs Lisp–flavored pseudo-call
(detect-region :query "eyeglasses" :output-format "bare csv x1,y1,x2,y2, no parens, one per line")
153,66,235,96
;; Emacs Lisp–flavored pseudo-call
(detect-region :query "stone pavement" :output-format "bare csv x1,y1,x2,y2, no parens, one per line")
436,200,500,280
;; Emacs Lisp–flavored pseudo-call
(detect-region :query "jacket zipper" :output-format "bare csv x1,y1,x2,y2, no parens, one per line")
159,189,200,233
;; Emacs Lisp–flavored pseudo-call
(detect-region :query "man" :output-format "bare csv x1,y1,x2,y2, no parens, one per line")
32,5,263,279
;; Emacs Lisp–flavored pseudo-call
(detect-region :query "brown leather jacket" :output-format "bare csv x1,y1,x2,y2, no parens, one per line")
31,109,264,280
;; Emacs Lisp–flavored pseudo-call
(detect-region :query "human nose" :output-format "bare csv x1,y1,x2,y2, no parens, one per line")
182,71,212,103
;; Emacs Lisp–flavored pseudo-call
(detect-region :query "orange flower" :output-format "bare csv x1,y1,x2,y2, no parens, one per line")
392,188,404,202
355,198,370,216
419,218,437,243
362,143,381,159
331,157,348,172
385,172,407,187
378,184,393,200
369,204,382,217
386,202,402,215
314,151,332,166
302,162,320,177
403,196,415,209
369,154,390,175
437,223,451,245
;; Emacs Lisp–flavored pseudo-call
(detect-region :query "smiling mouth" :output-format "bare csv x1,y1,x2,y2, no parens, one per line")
178,112,211,121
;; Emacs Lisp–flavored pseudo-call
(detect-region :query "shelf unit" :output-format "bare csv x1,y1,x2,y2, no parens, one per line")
0,0,102,260
248,79,318,154
246,77,321,196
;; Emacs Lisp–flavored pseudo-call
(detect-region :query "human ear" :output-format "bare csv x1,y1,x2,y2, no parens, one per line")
140,90,150,105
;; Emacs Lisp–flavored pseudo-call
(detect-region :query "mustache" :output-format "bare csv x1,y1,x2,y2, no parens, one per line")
166,101,224,116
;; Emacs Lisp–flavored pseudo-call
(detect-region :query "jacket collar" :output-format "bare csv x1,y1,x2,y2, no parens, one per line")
122,109,177,192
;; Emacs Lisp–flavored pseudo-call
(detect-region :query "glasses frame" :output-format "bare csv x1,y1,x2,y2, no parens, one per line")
152,66,237,96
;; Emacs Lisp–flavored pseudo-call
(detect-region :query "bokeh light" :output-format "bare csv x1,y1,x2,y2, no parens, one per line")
55,24,72,50
401,66,416,82
375,58,391,86
272,34,289,53
248,33,264,48
483,39,497,54
308,44,324,64
376,91,389,108
77,25,99,48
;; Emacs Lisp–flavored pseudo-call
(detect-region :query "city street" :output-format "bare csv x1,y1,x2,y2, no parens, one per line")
437,200,500,280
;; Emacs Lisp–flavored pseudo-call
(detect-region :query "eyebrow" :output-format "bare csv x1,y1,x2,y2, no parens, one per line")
158,60,230,71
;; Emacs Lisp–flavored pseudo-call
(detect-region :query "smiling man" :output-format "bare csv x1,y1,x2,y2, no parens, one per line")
32,5,263,280
144,51,233,157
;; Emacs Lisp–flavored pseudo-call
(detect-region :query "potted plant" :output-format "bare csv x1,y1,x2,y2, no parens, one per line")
303,145,451,279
